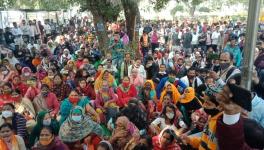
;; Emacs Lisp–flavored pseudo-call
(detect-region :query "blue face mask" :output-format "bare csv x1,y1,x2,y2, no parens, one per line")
72,115,82,122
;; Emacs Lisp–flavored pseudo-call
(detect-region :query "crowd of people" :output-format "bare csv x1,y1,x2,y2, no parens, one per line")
0,16,263,150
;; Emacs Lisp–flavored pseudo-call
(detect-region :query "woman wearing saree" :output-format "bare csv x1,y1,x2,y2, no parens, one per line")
116,76,137,108
109,116,140,150
94,70,117,93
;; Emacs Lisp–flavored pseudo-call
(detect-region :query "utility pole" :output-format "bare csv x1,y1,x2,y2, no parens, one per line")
241,0,262,90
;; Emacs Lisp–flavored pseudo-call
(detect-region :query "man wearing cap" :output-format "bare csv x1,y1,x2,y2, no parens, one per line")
156,70,187,99
215,83,263,150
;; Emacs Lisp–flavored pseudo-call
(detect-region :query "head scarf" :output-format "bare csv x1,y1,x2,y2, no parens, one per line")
144,80,155,90
180,87,195,103
94,70,115,91
99,141,113,150
59,106,103,142
112,116,140,149
0,135,19,150
160,83,181,104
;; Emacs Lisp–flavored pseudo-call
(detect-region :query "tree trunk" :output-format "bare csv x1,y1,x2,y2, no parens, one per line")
91,11,109,56
122,0,138,41
125,11,136,41
189,6,196,17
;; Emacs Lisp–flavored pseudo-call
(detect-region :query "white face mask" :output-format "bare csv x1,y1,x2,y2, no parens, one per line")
43,119,51,126
72,115,82,122
24,72,30,77
166,112,174,119
2,110,13,118
2,70,8,75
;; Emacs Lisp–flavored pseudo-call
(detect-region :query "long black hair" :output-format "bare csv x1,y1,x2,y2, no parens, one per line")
161,104,176,125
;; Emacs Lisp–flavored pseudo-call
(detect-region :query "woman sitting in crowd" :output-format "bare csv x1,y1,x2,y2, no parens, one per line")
138,80,157,119
0,123,26,150
152,128,181,150
158,83,180,112
76,78,96,100
11,75,28,97
116,76,137,107
33,84,60,117
59,89,99,124
51,74,71,102
177,87,202,127
151,104,182,135
29,111,60,147
109,116,139,150
24,77,41,101
32,126,68,150
129,68,144,93
59,106,103,150
94,70,117,93
0,103,27,139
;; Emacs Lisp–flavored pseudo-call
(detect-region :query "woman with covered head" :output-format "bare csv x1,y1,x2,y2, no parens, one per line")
21,67,33,82
109,116,140,150
94,79,118,123
177,87,202,127
129,68,144,93
32,126,69,150
116,76,137,108
152,128,182,150
29,111,59,147
94,70,117,93
157,83,181,112
138,80,157,119
59,89,99,124
59,106,103,150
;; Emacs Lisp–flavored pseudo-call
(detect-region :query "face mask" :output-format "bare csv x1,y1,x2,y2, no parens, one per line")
220,62,230,70
102,87,109,91
69,97,79,104
145,85,151,90
167,91,173,95
168,77,175,83
2,110,13,118
24,72,30,77
2,70,8,75
204,108,220,116
48,75,54,79
42,92,49,97
123,82,130,88
166,112,174,119
188,75,195,79
72,115,82,122
43,119,51,126
40,135,54,146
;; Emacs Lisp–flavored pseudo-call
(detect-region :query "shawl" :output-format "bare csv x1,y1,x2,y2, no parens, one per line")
111,116,140,149
160,83,181,104
179,87,196,104
94,70,116,92
59,106,103,142
130,74,144,89
0,135,20,150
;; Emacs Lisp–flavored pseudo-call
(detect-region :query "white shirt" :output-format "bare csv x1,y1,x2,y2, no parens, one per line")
151,117,178,132
29,25,37,37
211,31,220,45
20,25,30,35
12,27,23,36
191,33,199,45
128,65,146,79
44,24,51,34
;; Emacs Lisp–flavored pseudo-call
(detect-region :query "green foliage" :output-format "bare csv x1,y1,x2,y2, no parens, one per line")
170,4,184,16
0,0,16,9
199,6,210,12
